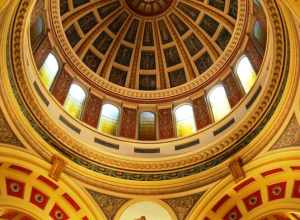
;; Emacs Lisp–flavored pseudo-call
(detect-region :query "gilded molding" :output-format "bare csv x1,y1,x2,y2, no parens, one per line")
1,0,298,196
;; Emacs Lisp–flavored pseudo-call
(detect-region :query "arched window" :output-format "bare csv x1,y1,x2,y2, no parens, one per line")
39,53,59,89
235,55,257,93
64,84,86,119
208,84,231,121
98,104,120,135
254,21,263,43
139,112,156,140
175,104,196,137
30,15,45,48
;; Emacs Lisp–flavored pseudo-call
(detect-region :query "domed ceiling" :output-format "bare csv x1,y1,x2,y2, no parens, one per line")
59,0,238,90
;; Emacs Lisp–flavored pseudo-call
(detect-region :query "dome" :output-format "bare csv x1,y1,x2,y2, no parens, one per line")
57,0,241,93
2,0,300,217
5,0,293,192
1,0,300,219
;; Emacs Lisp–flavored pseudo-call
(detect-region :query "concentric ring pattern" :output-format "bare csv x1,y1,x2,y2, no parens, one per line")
60,0,238,90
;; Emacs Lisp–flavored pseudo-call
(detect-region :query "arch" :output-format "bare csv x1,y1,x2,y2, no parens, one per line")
0,146,106,220
39,53,59,90
0,208,39,220
98,103,120,135
174,104,197,137
188,148,300,220
207,84,231,121
63,83,87,119
139,111,156,140
235,55,257,93
114,199,177,220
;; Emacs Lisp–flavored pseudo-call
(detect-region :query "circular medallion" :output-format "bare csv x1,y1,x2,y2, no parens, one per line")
125,0,173,16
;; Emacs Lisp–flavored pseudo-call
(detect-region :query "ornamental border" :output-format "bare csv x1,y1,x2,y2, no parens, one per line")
7,0,289,180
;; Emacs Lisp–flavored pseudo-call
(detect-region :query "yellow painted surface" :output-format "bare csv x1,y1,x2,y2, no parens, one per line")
284,0,300,20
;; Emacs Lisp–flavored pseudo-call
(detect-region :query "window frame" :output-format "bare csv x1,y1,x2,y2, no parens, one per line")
97,102,121,136
173,103,197,138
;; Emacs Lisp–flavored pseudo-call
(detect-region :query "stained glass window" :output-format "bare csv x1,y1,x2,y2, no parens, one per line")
175,104,196,137
39,53,59,89
236,55,257,93
208,84,231,121
139,112,156,140
64,84,86,119
254,21,263,43
98,104,120,135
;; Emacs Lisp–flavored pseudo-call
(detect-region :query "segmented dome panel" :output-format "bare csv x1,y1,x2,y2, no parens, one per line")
60,0,238,90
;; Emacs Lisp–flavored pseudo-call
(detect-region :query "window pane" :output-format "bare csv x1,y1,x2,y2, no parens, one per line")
139,112,156,140
208,85,231,121
175,105,196,137
39,53,59,89
98,104,120,135
64,84,86,119
254,21,263,43
30,16,44,46
236,55,257,93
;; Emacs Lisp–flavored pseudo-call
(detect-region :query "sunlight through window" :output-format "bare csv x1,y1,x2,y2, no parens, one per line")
236,55,257,93
64,84,86,119
208,85,231,121
39,53,59,89
139,112,156,140
98,104,120,135
175,104,196,137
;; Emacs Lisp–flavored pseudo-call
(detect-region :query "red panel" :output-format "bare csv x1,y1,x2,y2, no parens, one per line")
82,94,102,128
267,182,286,201
242,190,262,211
34,37,52,69
204,217,210,220
82,217,89,220
119,108,137,139
212,194,230,212
261,168,283,177
63,193,80,211
51,69,73,105
292,180,300,198
223,73,243,107
291,166,300,171
245,38,263,73
30,187,49,209
223,206,242,220
234,177,255,192
158,108,174,139
21,217,34,220
9,165,32,175
193,96,212,130
1,212,18,218
6,178,25,198
50,204,69,220
37,175,58,190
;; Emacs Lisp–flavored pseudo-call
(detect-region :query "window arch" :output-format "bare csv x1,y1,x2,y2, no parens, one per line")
208,84,231,121
39,53,59,89
139,112,156,140
98,104,120,135
64,84,86,119
235,55,257,93
174,104,196,137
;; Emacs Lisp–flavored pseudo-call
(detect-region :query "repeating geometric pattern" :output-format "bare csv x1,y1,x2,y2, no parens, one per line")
60,0,238,90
